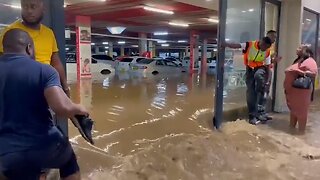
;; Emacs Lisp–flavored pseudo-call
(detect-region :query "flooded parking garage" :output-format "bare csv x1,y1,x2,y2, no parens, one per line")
65,73,320,180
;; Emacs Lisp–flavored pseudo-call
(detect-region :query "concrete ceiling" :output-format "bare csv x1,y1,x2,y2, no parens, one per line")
65,0,218,44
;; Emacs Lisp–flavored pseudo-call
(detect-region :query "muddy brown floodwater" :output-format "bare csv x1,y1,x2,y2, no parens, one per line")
66,72,320,180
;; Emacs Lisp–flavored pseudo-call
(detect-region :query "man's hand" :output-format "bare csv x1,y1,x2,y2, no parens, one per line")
272,56,282,64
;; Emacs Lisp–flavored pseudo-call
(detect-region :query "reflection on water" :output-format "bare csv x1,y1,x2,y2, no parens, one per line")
67,72,320,179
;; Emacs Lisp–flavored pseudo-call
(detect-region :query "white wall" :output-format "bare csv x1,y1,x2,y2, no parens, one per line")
303,0,320,12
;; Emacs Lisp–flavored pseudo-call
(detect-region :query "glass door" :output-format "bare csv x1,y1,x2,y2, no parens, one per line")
214,0,281,128
263,0,281,111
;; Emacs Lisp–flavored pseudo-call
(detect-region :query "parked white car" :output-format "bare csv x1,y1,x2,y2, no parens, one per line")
131,58,184,75
66,53,115,76
114,56,145,72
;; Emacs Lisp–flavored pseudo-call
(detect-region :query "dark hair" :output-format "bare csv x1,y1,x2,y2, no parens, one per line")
267,30,277,35
262,36,272,46
293,45,314,64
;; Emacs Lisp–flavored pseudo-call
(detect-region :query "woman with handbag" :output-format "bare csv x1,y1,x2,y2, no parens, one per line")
284,45,318,134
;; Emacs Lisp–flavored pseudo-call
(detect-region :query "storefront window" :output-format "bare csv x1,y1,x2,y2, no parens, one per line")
0,1,21,32
223,0,262,109
302,9,318,56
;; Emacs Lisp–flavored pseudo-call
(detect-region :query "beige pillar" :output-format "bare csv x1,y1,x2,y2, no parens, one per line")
108,42,113,57
274,0,303,112
121,46,125,56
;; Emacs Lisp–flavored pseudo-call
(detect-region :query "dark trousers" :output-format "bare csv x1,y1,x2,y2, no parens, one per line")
246,66,267,119
0,127,79,180
259,68,272,114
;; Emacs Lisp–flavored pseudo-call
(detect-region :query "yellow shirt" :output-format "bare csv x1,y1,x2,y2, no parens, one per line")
0,21,58,64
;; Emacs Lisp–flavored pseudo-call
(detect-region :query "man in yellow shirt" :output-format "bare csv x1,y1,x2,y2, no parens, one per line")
0,0,69,96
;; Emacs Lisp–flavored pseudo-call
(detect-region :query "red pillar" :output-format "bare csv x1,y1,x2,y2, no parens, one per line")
189,31,199,73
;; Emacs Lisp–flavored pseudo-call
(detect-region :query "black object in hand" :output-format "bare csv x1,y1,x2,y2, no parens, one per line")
73,115,94,145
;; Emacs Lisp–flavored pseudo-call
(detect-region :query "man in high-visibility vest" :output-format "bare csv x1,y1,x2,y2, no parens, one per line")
225,37,273,125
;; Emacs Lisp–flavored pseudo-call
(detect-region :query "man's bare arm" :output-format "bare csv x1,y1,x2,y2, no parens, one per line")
50,53,69,95
44,86,88,118
225,43,242,49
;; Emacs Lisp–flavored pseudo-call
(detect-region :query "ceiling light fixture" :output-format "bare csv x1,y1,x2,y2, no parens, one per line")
306,18,312,22
105,46,109,49
107,27,126,35
132,45,139,48
118,41,126,44
157,40,167,43
169,22,189,27
102,42,109,45
91,43,95,45
248,9,254,12
2,4,21,9
161,44,170,47
144,6,174,15
208,18,219,23
154,32,168,36
178,40,187,43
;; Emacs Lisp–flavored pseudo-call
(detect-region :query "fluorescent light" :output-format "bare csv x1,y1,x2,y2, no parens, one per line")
178,40,187,43
131,45,139,48
144,6,174,15
107,27,126,34
65,48,69,51
118,41,126,44
208,18,219,23
102,42,109,45
157,40,167,43
105,46,109,49
91,43,95,45
226,38,230,41
154,32,168,36
306,18,312,22
2,4,21,9
169,22,189,27
242,10,246,13
248,9,254,12
161,44,170,47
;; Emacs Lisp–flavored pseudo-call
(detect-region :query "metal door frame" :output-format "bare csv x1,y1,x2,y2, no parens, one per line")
261,0,282,111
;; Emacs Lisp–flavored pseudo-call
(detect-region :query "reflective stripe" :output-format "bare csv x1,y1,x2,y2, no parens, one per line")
243,41,270,68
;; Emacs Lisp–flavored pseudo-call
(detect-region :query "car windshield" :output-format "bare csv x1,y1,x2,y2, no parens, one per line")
92,55,113,60
121,58,133,62
138,59,154,64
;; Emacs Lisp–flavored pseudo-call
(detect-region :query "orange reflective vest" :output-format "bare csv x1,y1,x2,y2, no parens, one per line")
243,41,270,68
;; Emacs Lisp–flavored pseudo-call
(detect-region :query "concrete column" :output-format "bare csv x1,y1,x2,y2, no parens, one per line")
148,41,155,58
108,42,113,57
121,46,125,56
43,0,68,135
185,47,189,57
201,39,208,73
139,33,147,56
274,0,303,112
94,46,99,54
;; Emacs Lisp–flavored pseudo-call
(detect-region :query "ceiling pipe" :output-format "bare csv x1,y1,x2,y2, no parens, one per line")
70,30,177,42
